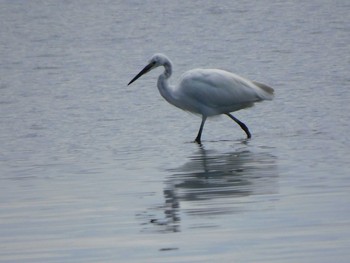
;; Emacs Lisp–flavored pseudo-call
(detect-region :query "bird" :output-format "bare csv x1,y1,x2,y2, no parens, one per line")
128,53,274,144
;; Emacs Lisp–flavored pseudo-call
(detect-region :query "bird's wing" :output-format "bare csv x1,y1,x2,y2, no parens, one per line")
178,69,270,114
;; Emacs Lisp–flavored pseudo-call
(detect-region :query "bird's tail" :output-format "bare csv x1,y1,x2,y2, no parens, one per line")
252,81,274,94
252,81,274,100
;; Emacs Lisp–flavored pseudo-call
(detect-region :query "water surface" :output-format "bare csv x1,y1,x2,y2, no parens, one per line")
1,1,349,262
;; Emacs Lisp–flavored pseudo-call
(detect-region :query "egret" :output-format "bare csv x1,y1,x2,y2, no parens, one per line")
128,53,274,144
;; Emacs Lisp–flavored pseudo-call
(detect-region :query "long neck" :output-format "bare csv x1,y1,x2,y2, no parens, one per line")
157,62,177,106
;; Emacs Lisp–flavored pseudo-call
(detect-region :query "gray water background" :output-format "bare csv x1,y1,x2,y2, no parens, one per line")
1,1,349,262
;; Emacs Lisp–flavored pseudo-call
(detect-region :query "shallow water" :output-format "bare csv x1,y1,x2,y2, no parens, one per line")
1,1,350,262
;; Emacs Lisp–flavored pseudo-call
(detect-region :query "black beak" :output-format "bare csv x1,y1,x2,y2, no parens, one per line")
128,62,154,86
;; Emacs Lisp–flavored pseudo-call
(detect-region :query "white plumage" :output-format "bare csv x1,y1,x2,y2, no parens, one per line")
128,53,274,143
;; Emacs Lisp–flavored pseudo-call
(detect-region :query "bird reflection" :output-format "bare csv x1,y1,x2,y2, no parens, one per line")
143,144,278,233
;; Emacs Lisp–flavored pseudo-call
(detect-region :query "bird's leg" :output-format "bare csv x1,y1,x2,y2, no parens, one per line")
225,113,251,139
195,115,207,144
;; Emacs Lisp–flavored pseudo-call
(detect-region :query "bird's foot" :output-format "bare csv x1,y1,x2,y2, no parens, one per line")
194,137,202,144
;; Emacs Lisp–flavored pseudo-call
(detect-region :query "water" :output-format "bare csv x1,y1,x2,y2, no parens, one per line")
1,0,349,262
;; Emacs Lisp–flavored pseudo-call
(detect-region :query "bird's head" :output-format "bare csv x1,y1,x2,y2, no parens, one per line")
128,53,171,85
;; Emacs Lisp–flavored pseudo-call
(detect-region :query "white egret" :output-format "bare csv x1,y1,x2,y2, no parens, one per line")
128,53,274,144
